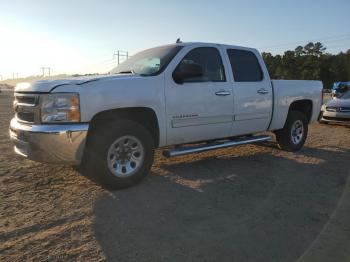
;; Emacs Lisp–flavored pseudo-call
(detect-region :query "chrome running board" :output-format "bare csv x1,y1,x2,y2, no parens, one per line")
163,135,272,158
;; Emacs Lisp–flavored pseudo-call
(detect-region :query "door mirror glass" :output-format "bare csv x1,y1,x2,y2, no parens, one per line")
173,63,203,84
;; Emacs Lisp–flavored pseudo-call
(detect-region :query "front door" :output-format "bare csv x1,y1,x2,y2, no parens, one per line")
165,46,234,145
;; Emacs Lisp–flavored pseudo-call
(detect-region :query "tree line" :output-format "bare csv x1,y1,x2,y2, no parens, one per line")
262,42,350,90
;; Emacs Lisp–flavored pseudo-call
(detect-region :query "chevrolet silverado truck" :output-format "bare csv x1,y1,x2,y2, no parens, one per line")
10,42,323,188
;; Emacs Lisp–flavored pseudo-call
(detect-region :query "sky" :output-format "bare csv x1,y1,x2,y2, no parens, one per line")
0,0,349,80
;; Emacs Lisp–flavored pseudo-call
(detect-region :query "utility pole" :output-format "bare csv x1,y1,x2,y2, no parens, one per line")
41,67,51,77
12,73,19,79
113,51,129,65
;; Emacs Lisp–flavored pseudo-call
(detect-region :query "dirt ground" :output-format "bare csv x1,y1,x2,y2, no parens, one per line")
1,90,350,262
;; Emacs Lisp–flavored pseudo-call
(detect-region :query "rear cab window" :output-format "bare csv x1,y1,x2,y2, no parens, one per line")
227,49,263,82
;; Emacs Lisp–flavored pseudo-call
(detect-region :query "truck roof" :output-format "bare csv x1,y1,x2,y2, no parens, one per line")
175,42,259,53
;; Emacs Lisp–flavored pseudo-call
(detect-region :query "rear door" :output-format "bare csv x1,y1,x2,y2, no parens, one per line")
164,46,234,145
226,48,273,135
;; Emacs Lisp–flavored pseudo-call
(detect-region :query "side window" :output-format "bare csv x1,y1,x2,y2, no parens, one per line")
175,47,226,83
227,49,263,82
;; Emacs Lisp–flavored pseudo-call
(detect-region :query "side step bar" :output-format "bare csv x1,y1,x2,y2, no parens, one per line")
163,135,272,158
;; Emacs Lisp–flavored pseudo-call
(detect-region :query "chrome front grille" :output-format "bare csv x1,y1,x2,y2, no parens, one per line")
326,106,337,112
14,93,40,124
15,94,38,106
326,106,350,113
340,107,350,112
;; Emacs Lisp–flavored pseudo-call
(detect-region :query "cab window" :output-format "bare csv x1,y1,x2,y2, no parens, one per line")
227,49,263,82
175,47,226,83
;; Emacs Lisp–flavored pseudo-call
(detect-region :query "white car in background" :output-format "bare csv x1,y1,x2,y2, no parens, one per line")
320,91,350,124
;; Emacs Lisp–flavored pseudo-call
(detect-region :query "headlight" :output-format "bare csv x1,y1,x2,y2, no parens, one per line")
40,93,80,123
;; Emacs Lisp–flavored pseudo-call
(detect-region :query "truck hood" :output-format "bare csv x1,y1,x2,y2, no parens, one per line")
14,74,137,93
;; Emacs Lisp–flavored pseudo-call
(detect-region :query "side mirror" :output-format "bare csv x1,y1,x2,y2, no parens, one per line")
173,63,203,84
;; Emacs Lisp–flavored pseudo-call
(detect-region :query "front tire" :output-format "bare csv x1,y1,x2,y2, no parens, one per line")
274,110,308,151
83,119,154,189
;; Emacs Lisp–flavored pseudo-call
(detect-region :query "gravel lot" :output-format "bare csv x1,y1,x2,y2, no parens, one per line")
1,90,349,262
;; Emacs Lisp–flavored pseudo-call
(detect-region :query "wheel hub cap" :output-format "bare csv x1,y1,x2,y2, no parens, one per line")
107,135,144,177
291,120,304,145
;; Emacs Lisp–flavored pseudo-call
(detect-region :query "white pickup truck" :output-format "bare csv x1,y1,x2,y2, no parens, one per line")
10,42,323,188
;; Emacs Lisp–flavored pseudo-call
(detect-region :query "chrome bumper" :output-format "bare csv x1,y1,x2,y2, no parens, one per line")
320,110,350,123
9,118,89,165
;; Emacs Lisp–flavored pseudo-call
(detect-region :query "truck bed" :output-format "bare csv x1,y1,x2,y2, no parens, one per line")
269,80,323,131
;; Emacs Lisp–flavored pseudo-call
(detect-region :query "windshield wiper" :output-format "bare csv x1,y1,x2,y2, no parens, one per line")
116,70,135,74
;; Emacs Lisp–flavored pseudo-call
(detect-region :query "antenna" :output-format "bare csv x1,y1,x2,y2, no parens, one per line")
176,38,182,43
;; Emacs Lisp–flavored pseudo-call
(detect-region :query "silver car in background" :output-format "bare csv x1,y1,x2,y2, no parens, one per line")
320,91,350,124
331,82,350,98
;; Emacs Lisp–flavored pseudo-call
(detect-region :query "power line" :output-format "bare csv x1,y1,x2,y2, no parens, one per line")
262,40,350,53
260,33,350,50
41,67,51,77
264,40,350,52
261,33,350,49
324,43,350,49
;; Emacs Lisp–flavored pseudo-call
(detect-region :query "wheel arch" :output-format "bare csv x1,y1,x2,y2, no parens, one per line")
288,99,313,123
87,107,160,148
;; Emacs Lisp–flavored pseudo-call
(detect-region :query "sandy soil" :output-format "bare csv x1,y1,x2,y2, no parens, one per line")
1,90,349,262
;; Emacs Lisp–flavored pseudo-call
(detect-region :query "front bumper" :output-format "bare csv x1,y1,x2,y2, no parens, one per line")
320,110,350,123
9,118,89,165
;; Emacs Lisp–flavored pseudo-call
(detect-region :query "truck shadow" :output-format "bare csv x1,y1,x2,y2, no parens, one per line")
92,146,349,262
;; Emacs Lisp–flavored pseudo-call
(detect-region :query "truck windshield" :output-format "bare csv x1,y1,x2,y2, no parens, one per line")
110,45,183,76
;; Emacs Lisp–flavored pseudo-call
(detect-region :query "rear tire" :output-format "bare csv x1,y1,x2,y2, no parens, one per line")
274,110,308,151
83,119,154,189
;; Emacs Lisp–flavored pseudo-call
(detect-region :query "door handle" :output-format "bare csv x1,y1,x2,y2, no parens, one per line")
215,90,231,96
257,88,269,95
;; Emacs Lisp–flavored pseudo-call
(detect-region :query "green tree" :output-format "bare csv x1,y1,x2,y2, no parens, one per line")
262,42,349,90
